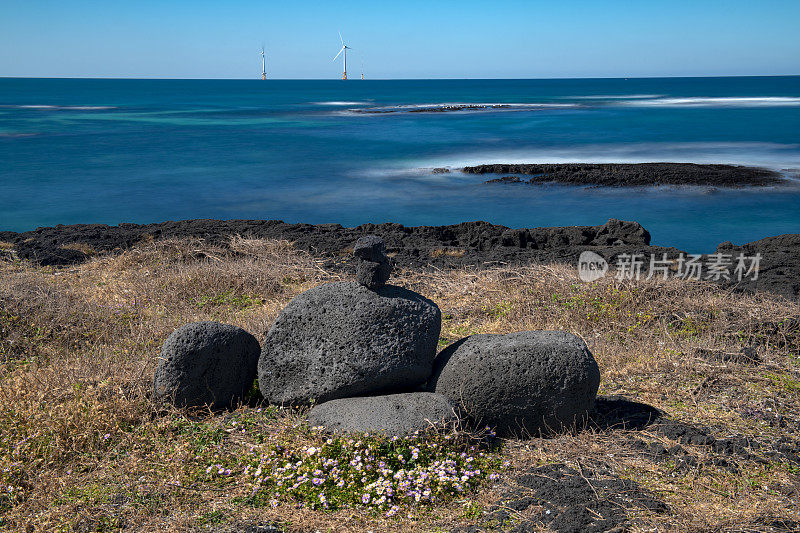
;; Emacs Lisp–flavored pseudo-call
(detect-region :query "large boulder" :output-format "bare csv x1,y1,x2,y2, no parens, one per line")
308,392,458,435
428,331,600,437
154,322,260,408
258,281,441,405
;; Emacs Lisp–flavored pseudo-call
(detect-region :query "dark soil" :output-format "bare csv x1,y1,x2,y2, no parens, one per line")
454,463,668,533
466,163,785,187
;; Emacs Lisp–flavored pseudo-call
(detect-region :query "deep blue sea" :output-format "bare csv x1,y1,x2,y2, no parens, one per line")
1,76,799,252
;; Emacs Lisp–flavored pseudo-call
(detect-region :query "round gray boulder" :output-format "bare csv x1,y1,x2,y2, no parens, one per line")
258,281,441,405
154,321,260,408
428,331,601,437
308,392,458,435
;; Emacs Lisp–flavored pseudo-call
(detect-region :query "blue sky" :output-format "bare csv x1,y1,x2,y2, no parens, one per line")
1,0,798,79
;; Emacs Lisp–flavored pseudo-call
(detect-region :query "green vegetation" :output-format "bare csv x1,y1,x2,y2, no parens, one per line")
194,290,263,310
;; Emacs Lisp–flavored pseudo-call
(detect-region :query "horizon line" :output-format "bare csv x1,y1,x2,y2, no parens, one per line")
2,74,799,82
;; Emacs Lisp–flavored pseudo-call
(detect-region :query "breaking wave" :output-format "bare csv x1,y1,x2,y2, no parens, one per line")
312,101,372,106
571,94,664,99
618,96,800,108
402,142,800,174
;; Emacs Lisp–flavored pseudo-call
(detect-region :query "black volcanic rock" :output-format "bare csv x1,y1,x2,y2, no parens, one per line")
352,235,392,289
154,322,260,408
593,218,651,246
465,163,785,187
354,104,510,114
257,281,441,405
356,260,392,290
428,331,601,437
485,176,524,184
2,218,798,300
308,392,458,435
0,218,656,269
716,234,800,299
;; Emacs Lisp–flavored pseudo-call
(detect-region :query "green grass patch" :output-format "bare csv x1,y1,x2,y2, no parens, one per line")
194,290,263,309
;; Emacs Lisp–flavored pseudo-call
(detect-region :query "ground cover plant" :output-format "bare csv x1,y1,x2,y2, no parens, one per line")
1,237,799,531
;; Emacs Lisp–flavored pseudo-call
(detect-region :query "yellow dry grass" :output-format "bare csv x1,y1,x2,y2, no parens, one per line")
429,248,466,258
60,242,98,256
1,237,799,532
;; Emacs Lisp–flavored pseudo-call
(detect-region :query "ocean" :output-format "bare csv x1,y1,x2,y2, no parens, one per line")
1,76,799,252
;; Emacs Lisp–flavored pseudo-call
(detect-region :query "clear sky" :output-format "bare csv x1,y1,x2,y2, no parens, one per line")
1,0,798,79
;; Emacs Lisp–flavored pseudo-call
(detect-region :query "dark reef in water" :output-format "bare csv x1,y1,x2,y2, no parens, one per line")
464,163,785,187
353,104,512,114
0,218,798,299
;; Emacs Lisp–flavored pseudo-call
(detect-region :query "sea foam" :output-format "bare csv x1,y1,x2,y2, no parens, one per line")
619,96,800,107
312,101,372,106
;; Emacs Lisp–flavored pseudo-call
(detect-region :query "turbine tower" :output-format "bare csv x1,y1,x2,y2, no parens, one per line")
260,45,267,80
332,31,351,80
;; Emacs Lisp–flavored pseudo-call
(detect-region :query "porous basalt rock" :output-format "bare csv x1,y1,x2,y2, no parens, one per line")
429,331,601,437
154,321,260,408
258,281,441,405
353,235,392,289
308,392,458,435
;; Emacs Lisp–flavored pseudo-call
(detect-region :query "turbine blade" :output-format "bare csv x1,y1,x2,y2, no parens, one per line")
332,47,344,61
338,31,344,45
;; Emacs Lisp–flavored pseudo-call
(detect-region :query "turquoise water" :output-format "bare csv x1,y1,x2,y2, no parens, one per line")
1,76,799,252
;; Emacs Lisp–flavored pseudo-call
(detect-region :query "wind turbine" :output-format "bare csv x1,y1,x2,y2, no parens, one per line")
332,31,351,80
260,45,267,80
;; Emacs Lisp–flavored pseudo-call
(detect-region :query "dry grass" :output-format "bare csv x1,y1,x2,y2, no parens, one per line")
1,237,799,532
429,248,466,258
60,242,98,256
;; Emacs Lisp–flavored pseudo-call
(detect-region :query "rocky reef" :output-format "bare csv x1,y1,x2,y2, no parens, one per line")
465,162,785,187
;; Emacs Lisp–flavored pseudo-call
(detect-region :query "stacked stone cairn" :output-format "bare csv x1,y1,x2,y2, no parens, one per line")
154,235,601,437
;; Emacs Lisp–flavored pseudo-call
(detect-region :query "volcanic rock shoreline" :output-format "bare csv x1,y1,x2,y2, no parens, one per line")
0,218,663,268
460,163,786,187
1,218,799,299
